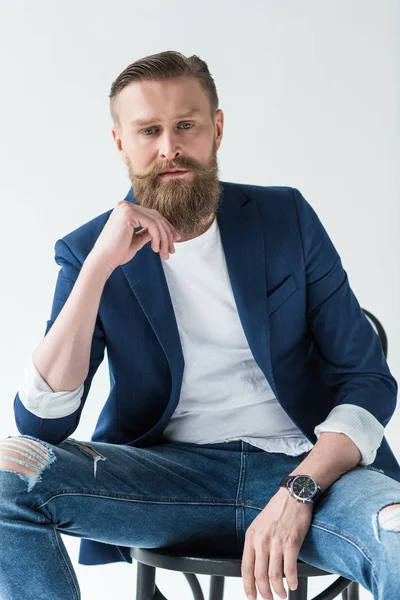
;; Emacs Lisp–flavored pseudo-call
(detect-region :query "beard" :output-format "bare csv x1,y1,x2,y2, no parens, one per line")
126,139,222,239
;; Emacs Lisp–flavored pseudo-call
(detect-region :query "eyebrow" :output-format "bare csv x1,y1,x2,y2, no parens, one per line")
131,108,201,128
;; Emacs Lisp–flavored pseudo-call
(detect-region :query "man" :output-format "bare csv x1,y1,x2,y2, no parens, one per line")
2,51,400,600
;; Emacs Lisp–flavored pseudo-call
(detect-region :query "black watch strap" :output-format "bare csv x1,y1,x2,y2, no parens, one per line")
280,475,295,487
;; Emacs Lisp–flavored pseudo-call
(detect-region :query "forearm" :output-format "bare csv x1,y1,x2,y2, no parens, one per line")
288,431,362,493
31,252,111,392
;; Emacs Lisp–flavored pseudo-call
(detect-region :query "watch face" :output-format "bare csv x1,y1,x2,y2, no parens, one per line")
292,476,317,499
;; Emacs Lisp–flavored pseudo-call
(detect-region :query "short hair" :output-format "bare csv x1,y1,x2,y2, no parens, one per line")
109,50,219,130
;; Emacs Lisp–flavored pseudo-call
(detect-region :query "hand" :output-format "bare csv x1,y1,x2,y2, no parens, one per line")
241,488,314,600
89,200,181,275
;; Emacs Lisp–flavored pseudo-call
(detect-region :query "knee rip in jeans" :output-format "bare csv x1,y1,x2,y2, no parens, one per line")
0,434,106,492
372,503,400,543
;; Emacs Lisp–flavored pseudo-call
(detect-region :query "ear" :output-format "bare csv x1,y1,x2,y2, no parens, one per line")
111,128,129,165
215,109,224,149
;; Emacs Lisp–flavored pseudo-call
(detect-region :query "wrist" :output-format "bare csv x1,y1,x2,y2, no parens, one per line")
279,474,323,505
85,251,115,281
277,486,314,508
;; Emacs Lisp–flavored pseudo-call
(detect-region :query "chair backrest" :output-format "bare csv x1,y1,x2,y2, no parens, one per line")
362,308,388,358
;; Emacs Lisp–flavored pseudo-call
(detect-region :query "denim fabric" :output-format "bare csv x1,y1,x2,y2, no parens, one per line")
0,434,400,599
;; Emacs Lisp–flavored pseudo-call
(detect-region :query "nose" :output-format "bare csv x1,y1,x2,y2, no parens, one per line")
158,132,183,162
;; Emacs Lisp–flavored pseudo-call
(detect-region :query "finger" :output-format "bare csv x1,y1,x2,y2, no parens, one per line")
254,540,273,600
161,218,178,255
134,228,151,244
130,210,162,254
149,222,166,256
283,543,299,593
138,218,161,254
156,222,171,259
136,218,174,258
169,223,181,241
164,222,177,254
157,218,177,257
241,533,257,600
267,543,286,599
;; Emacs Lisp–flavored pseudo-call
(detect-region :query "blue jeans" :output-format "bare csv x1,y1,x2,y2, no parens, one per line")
0,434,399,599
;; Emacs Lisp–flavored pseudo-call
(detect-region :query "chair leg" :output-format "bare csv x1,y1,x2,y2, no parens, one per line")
209,575,225,600
288,577,307,599
347,582,359,600
183,573,205,600
136,562,156,600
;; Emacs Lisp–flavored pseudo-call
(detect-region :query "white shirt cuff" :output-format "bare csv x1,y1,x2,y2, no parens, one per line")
17,355,84,419
314,403,385,466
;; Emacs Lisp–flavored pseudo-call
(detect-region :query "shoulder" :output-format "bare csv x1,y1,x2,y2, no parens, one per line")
221,180,301,224
222,180,294,201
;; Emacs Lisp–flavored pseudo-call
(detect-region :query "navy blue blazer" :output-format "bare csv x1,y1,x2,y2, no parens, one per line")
13,181,399,565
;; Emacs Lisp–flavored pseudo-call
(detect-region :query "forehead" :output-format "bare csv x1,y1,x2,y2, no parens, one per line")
115,76,209,124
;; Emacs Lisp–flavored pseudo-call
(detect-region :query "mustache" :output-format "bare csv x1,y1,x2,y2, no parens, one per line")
132,159,212,180
157,160,193,174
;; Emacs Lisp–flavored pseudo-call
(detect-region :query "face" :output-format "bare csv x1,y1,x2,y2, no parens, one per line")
111,76,224,239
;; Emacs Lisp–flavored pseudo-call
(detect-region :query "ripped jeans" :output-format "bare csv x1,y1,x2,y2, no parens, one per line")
0,434,400,600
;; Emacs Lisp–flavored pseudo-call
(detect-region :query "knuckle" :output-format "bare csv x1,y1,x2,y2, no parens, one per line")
260,538,271,550
288,535,302,545
254,571,269,582
121,206,132,217
241,566,253,576
268,570,281,580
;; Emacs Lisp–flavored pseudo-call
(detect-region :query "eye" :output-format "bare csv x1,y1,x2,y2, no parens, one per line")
141,123,194,136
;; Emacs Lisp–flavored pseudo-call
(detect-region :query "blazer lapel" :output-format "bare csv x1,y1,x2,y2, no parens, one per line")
121,181,276,399
217,182,276,393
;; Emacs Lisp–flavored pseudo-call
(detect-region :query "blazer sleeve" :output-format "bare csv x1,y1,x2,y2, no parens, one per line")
293,187,398,461
13,239,106,445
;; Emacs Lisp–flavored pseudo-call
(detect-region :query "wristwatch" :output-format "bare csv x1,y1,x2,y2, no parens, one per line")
279,474,322,504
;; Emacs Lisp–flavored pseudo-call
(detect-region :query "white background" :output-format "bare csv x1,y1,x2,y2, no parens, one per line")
0,1,399,598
